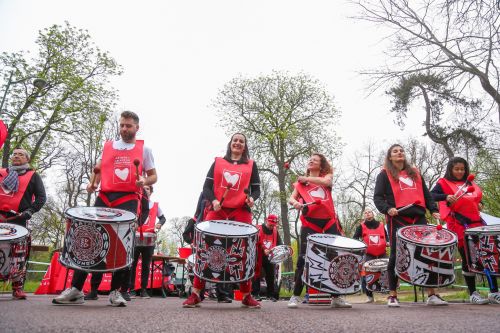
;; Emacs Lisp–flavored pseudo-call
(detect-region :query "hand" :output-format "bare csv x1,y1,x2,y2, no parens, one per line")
135,175,146,188
293,201,303,210
298,176,308,184
245,196,254,208
446,195,458,204
388,208,398,217
478,202,483,211
212,200,221,211
432,212,441,220
264,249,270,255
86,183,97,193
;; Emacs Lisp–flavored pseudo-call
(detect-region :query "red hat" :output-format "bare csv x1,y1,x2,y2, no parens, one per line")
266,214,279,225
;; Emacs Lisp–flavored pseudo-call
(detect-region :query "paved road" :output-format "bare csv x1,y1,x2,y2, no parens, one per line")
0,295,498,333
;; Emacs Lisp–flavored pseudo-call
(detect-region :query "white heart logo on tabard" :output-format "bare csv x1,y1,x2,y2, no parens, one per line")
223,172,240,186
309,187,326,200
369,235,380,244
399,176,414,187
115,168,129,181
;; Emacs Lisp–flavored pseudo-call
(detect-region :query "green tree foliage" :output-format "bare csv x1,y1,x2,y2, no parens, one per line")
0,21,121,170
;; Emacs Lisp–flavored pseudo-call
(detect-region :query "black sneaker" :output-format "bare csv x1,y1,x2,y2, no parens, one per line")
140,289,150,299
121,291,132,302
217,296,232,303
84,289,98,300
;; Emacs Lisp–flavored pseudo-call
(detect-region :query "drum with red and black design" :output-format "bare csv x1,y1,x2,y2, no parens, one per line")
363,258,394,292
396,225,457,287
303,234,366,295
0,223,29,281
193,220,258,283
60,207,136,272
464,225,500,276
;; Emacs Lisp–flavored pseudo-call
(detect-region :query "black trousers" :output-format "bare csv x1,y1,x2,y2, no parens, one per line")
129,246,155,290
71,194,137,292
252,256,277,298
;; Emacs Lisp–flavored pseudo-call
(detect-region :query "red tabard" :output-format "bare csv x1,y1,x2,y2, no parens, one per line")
386,169,425,210
137,202,158,234
213,157,253,208
100,140,144,193
362,222,386,256
258,225,278,250
294,182,335,219
437,178,482,221
0,169,35,212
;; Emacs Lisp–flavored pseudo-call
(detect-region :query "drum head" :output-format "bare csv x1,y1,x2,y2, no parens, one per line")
65,207,136,223
307,233,366,250
398,225,456,247
0,223,29,241
364,258,389,272
195,220,258,236
465,225,500,235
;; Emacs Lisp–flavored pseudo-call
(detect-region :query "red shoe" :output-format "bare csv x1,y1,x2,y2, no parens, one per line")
241,294,261,309
182,293,201,308
12,289,27,300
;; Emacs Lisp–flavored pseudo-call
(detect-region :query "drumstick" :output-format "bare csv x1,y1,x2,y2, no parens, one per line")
90,166,100,189
396,200,421,213
452,186,475,203
133,159,140,180
218,182,233,207
288,199,321,210
284,161,308,186
453,174,475,196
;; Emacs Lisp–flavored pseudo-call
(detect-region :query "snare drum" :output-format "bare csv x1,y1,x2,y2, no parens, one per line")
0,223,29,281
268,245,293,264
363,258,391,292
303,234,366,295
396,225,457,287
60,207,136,272
465,225,500,276
193,220,258,283
135,232,156,247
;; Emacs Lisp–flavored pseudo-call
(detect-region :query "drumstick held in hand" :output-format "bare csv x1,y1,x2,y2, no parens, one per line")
285,161,308,185
289,199,321,210
453,174,475,196
219,182,233,208
396,200,421,213
133,159,140,181
451,186,475,204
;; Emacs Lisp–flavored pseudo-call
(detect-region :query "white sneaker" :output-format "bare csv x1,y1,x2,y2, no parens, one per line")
470,291,489,305
109,290,127,307
387,296,400,308
331,296,352,308
427,294,448,306
52,287,84,305
365,296,375,303
488,292,500,304
287,295,300,308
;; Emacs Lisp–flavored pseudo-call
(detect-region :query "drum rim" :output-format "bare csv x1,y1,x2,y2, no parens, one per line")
194,220,258,236
306,234,367,251
192,270,254,283
395,270,456,288
64,207,136,223
397,225,457,247
363,258,389,272
65,216,136,225
0,223,30,241
58,256,132,273
301,278,361,295
465,225,500,235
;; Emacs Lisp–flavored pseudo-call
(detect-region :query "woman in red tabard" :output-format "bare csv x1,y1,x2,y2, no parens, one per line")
374,144,446,308
431,157,500,305
182,133,261,309
287,153,350,309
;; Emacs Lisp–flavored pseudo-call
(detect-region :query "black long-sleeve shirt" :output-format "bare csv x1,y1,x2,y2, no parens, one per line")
0,169,46,223
202,157,261,203
373,170,437,217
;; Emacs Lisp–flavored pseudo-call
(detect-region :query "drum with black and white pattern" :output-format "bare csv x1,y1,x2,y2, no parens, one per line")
0,223,29,282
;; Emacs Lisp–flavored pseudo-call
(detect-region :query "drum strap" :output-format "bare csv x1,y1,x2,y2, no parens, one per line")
98,192,140,209
301,217,337,234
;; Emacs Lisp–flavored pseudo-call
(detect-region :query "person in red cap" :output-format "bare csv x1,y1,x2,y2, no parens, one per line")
252,214,282,301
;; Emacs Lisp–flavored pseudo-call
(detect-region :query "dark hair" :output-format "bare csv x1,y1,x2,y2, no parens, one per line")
444,157,470,181
120,111,139,124
224,133,250,163
384,144,417,180
306,153,333,177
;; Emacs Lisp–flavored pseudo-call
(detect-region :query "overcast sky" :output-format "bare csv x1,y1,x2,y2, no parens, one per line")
0,0,427,220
